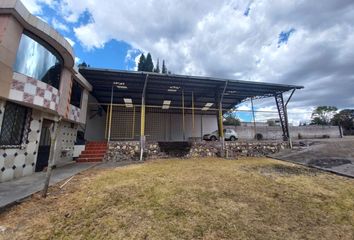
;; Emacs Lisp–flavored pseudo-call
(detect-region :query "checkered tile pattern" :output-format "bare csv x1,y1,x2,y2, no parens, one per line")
9,73,60,112
68,104,81,122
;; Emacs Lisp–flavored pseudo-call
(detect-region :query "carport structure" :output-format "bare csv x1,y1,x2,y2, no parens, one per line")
80,68,303,160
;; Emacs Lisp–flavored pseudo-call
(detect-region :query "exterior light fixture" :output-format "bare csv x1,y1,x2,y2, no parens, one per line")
162,100,171,109
114,81,128,89
167,86,180,92
124,98,133,108
226,90,237,95
202,102,213,111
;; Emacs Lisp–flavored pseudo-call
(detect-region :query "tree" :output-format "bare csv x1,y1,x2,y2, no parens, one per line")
78,61,89,68
153,58,160,73
137,53,146,71
331,109,354,130
310,106,338,125
162,60,167,74
144,53,154,72
223,113,241,126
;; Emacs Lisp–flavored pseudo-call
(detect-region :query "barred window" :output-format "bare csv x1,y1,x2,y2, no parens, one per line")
0,102,30,146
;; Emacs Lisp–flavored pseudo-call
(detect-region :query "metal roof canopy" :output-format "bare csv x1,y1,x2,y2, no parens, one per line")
79,68,303,110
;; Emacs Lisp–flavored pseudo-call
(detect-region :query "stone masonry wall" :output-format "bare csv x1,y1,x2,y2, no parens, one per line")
105,141,288,162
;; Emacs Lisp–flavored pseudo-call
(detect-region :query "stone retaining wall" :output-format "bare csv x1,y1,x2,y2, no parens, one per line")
105,141,288,162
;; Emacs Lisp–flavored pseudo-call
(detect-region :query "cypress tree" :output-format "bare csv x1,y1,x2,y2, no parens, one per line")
154,58,160,73
138,53,146,71
162,60,167,74
145,53,154,72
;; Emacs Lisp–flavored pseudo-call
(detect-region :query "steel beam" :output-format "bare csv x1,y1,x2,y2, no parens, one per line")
275,93,290,141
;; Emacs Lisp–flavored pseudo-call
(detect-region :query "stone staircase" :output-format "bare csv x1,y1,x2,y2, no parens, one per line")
76,141,108,162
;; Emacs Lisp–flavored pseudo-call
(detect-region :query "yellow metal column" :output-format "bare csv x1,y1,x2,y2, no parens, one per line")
107,85,114,142
105,105,110,139
192,91,195,139
218,105,224,139
140,74,149,161
140,104,145,137
132,106,136,139
182,89,185,140
219,81,228,157
251,97,256,138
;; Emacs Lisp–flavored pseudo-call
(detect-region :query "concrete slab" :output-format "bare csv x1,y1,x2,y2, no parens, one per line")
0,162,97,209
270,137,354,178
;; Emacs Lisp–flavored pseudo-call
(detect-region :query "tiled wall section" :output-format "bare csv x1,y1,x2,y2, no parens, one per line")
0,102,78,182
68,104,80,122
54,121,78,165
0,106,42,182
9,72,60,112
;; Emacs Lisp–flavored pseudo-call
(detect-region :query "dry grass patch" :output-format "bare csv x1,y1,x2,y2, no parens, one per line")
0,157,354,240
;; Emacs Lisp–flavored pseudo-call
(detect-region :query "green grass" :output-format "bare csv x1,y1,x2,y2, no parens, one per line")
1,158,354,239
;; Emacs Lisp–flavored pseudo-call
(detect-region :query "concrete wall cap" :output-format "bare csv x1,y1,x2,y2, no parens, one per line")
74,72,93,91
0,0,75,68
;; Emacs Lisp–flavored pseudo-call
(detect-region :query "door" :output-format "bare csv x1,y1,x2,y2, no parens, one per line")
35,119,53,172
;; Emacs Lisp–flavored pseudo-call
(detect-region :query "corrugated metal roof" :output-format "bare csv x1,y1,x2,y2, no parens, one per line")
80,67,303,110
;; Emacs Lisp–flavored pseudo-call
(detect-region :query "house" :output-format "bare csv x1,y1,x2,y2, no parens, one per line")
0,0,304,181
0,0,92,182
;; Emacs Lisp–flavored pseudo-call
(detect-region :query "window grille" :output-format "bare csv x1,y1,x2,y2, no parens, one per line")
0,102,31,147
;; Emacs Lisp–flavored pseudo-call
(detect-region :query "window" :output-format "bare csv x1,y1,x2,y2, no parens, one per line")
0,102,31,146
13,31,63,89
70,80,83,108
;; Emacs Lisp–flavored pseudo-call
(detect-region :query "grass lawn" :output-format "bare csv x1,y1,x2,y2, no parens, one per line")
0,158,354,239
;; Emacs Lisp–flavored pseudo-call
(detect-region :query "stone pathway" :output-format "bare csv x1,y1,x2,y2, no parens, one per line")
0,162,98,209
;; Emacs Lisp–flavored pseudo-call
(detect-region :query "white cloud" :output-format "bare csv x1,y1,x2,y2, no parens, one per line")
24,0,354,113
21,0,56,14
64,37,75,46
21,0,43,14
52,18,70,32
124,49,141,70
75,57,81,64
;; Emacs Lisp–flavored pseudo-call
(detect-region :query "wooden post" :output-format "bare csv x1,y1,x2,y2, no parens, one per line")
42,118,61,198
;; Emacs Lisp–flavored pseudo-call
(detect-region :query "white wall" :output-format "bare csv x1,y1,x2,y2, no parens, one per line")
84,94,107,141
226,125,341,140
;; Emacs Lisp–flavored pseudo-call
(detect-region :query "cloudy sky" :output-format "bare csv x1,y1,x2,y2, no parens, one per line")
22,0,354,124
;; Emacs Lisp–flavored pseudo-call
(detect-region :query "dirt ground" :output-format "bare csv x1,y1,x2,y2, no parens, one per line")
271,137,354,177
0,158,353,240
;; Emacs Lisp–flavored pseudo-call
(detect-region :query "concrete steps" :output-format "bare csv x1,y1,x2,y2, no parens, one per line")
76,142,107,163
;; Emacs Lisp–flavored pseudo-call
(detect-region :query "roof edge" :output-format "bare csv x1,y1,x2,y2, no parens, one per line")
79,67,304,90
